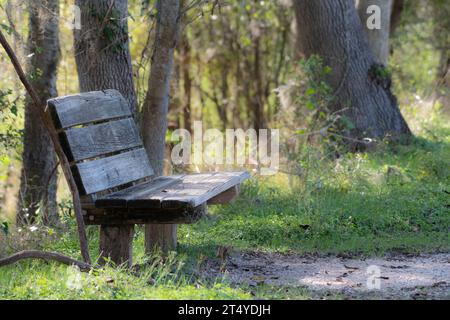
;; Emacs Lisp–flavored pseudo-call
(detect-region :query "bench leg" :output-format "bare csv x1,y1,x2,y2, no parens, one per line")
145,224,177,255
99,224,134,267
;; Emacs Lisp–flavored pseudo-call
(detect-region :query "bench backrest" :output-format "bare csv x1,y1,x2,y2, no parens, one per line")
47,90,154,196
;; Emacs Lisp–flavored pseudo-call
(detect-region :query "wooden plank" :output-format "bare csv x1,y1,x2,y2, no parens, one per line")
159,172,249,208
127,171,250,209
62,118,142,162
84,205,206,225
47,90,132,129
95,176,184,208
73,148,154,195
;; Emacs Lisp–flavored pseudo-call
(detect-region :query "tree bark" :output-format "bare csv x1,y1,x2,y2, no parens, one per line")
390,0,405,34
294,0,411,143
141,0,181,254
431,0,450,112
357,0,393,65
74,0,137,115
180,32,192,132
17,0,60,226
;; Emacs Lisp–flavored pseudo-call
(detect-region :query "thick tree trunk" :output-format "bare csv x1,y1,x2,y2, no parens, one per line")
294,0,411,143
17,0,60,226
141,0,181,254
74,0,137,115
73,0,137,264
357,0,393,65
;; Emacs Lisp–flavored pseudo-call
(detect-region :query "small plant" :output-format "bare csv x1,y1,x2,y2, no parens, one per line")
0,220,9,236
277,55,353,191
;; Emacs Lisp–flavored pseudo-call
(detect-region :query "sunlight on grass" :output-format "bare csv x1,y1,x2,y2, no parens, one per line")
180,118,450,256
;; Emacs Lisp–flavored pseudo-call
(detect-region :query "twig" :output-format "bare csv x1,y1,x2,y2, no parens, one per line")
0,250,93,272
0,30,92,264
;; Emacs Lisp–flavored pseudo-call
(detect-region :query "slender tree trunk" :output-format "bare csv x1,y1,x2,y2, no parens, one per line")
141,0,181,253
390,0,405,34
357,0,393,65
294,0,411,144
252,35,266,131
436,54,450,112
180,33,192,132
431,0,450,112
142,0,181,176
74,0,137,115
2,165,18,219
17,0,60,226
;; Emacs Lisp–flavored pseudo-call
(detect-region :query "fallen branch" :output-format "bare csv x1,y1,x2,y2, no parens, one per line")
0,250,93,272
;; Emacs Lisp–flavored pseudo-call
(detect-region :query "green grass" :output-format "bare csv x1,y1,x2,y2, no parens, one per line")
180,125,449,256
0,118,449,299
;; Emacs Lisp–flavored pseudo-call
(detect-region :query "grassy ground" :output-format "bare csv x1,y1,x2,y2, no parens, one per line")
0,117,449,300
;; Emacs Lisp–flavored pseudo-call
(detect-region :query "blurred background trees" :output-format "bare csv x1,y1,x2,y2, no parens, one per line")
0,0,448,225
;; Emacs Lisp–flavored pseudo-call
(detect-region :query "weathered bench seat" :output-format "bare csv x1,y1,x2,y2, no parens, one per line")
86,172,249,225
46,89,249,266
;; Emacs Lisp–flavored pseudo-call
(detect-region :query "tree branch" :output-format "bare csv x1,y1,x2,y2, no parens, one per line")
0,250,93,272
0,30,92,264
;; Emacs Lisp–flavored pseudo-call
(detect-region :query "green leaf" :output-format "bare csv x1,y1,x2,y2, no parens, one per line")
306,101,315,110
0,23,13,35
10,104,17,116
1,221,9,236
324,66,332,74
1,155,10,166
340,116,355,130
306,88,316,96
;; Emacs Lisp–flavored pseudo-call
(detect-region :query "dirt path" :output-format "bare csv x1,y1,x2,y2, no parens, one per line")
208,251,450,299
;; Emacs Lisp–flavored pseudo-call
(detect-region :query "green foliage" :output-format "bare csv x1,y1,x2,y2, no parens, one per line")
390,1,448,103
90,6,128,53
0,220,8,235
181,118,450,255
0,22,13,35
0,90,22,150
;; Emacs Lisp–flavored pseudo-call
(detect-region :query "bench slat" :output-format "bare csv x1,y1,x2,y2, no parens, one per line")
48,90,132,129
95,176,184,208
95,171,249,209
157,172,250,209
73,148,154,195
62,118,142,162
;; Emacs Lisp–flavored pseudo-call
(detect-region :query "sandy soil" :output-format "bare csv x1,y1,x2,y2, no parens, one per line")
207,251,450,299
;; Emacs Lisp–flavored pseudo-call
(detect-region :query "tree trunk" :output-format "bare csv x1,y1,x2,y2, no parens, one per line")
17,0,60,226
436,56,450,111
357,0,393,65
390,0,405,34
73,0,137,264
141,0,181,254
294,0,411,143
180,33,192,132
74,0,137,115
431,0,450,112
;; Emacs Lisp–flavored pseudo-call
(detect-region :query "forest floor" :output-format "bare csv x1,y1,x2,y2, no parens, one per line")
205,251,450,300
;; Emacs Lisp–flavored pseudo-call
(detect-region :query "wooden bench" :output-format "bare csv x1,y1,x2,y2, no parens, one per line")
46,90,249,266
